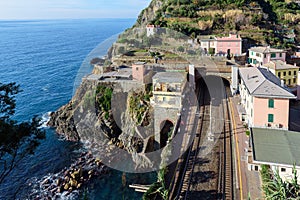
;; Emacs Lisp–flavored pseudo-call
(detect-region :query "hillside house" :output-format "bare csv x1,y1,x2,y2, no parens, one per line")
248,46,286,67
146,24,159,37
200,34,242,55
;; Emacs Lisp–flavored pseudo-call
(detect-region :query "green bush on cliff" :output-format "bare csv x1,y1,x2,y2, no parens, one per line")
129,93,148,125
96,85,113,119
129,89,152,125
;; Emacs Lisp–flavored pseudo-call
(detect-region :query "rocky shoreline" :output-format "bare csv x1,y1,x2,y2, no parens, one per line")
30,151,109,199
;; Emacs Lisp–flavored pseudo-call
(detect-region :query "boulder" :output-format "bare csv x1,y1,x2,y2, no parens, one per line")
64,183,70,191
71,171,79,179
70,179,78,187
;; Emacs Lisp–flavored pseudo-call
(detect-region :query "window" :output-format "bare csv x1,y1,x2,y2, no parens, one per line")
288,79,291,85
294,71,297,76
289,71,291,76
294,78,296,83
253,59,257,64
279,53,282,57
271,53,276,58
281,168,286,172
255,165,259,171
268,114,274,123
283,71,286,76
268,99,274,108
251,109,253,117
278,72,281,78
251,51,254,56
264,54,266,58
136,67,139,71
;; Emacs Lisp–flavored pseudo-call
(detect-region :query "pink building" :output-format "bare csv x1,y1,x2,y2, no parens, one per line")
215,34,242,55
132,62,147,82
248,46,286,67
132,62,154,84
239,67,295,130
200,34,242,55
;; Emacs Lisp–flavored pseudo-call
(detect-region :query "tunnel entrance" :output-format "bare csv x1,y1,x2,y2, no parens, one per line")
160,120,174,148
195,75,231,107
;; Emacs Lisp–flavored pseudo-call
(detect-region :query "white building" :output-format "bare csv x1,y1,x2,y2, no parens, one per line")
146,25,157,37
248,46,286,67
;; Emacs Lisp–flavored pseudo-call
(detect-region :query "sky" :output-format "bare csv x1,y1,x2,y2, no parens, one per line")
0,0,152,20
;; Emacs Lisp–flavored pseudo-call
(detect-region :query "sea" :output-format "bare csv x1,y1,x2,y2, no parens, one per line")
0,19,155,200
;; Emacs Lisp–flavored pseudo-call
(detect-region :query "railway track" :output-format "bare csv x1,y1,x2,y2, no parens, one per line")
218,85,234,200
177,84,209,200
169,79,234,200
168,80,211,200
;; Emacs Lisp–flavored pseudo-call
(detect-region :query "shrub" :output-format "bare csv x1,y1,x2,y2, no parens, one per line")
245,130,250,136
177,46,185,52
208,47,215,55
96,85,113,119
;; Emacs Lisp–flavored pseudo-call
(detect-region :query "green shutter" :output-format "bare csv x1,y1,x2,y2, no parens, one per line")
268,99,274,108
268,114,274,122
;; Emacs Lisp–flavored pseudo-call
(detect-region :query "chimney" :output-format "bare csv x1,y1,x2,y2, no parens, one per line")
281,79,285,87
294,63,297,67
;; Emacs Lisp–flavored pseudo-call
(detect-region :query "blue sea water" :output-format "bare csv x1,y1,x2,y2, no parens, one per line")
0,19,155,199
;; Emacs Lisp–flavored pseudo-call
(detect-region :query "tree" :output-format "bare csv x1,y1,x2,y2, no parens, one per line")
0,82,45,184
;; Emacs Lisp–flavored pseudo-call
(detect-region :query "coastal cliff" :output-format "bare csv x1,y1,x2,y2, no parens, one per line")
48,0,300,173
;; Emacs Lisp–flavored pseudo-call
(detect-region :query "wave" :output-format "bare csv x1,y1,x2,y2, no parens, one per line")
39,112,51,128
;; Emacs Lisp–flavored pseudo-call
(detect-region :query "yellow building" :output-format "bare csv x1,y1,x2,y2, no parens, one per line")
263,60,299,87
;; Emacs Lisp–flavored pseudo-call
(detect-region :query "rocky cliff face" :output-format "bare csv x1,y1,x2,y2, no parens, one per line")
48,76,155,170
49,80,124,142
134,0,163,27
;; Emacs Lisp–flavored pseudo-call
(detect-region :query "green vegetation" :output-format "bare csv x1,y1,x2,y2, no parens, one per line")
177,46,184,52
0,82,45,184
140,0,300,49
129,90,151,125
96,85,113,120
208,47,215,55
261,164,300,199
143,167,169,200
245,130,250,136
